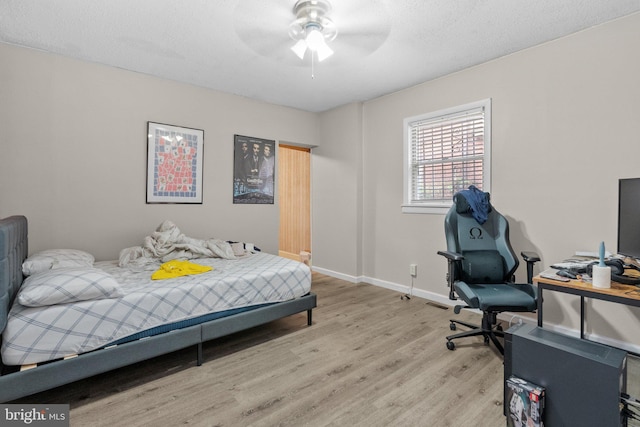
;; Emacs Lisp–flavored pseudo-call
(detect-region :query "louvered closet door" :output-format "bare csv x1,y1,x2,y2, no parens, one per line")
278,145,311,262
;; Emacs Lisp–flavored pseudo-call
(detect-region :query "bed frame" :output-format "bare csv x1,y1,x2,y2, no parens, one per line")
0,215,316,402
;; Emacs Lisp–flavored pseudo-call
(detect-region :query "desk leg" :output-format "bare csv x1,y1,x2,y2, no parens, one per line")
580,296,585,339
537,286,543,327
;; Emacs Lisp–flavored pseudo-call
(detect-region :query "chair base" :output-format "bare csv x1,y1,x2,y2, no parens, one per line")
446,311,505,355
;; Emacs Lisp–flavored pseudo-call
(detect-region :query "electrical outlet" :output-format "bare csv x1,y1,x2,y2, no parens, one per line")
410,264,417,277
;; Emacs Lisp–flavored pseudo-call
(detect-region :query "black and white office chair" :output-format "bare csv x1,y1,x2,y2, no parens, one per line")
438,190,539,355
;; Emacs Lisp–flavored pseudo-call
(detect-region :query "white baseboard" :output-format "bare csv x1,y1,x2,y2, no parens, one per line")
311,266,360,284
311,266,461,308
361,275,456,308
312,266,640,355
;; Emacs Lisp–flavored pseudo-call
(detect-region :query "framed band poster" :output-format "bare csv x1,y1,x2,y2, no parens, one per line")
233,134,275,204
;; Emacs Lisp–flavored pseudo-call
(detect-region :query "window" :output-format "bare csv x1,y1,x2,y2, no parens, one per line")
402,99,491,214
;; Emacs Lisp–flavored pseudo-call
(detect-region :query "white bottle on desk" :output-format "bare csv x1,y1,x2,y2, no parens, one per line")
592,265,611,288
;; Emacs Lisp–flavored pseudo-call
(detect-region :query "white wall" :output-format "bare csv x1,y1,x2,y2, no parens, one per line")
0,43,319,259
358,13,640,350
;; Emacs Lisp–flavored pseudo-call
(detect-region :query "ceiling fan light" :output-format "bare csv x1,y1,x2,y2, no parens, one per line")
291,39,307,59
289,0,336,65
315,43,333,62
305,27,325,51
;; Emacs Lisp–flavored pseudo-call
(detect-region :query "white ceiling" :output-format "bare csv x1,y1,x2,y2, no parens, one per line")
1,0,639,112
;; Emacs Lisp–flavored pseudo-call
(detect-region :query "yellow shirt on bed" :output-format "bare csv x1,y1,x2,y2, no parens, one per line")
151,260,213,280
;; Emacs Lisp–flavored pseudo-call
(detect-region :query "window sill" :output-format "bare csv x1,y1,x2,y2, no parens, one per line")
401,204,451,214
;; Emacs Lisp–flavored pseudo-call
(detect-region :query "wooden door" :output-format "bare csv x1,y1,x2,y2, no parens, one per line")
278,145,311,262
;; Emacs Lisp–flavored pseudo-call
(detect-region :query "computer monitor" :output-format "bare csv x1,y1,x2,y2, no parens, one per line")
618,177,640,259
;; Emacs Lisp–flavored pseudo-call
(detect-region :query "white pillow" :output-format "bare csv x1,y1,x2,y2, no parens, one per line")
22,249,95,276
18,267,123,307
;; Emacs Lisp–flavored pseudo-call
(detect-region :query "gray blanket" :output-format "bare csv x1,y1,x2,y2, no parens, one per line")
119,220,237,267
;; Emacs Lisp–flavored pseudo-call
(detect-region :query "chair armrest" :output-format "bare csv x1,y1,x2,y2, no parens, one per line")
438,250,464,300
437,250,464,261
521,251,540,263
520,251,541,284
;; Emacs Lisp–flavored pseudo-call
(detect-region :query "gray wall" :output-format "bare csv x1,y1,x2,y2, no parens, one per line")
356,13,640,350
0,43,319,259
312,103,363,278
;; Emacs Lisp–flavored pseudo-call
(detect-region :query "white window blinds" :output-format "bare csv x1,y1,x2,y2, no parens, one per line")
403,99,491,213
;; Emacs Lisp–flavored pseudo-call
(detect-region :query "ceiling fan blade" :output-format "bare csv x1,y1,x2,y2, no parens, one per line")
232,0,392,64
330,0,391,33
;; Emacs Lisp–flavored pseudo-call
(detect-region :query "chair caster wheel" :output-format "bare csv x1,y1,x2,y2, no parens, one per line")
484,336,490,344
446,341,455,351
449,322,456,331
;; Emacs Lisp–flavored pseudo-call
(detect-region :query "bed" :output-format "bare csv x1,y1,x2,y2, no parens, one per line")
0,215,316,402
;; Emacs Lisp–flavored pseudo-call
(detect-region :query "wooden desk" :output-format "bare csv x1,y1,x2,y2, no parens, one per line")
535,274,640,339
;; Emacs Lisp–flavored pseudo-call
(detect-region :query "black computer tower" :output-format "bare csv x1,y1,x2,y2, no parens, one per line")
504,323,627,426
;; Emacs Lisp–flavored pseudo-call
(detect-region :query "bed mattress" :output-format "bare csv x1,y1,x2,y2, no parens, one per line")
1,253,311,366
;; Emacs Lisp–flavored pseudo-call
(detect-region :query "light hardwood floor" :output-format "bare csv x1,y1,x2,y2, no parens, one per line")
15,273,640,426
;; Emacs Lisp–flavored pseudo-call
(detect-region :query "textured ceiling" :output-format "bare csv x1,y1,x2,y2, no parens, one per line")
1,0,639,112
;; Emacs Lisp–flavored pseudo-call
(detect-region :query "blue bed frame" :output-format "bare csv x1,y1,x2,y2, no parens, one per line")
0,216,316,402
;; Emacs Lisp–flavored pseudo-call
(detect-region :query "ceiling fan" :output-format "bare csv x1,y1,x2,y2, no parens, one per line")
233,0,391,70
288,0,337,62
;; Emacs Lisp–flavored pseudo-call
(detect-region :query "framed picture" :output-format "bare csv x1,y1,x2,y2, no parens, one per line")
233,134,275,204
146,122,204,204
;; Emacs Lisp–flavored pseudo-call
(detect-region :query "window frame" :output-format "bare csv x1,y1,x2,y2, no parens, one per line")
402,98,492,214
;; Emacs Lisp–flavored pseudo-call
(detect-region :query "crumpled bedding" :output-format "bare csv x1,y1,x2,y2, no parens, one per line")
119,220,237,267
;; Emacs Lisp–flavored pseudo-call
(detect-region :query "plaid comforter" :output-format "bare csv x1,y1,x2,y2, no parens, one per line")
1,253,311,365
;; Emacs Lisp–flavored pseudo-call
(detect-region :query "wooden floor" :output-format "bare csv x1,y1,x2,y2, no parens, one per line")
16,273,640,426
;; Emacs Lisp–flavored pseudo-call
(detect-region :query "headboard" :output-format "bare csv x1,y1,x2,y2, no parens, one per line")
0,216,27,333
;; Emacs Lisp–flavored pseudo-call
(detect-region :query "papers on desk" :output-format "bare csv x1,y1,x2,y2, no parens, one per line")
550,259,594,270
552,254,626,271
540,269,572,282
